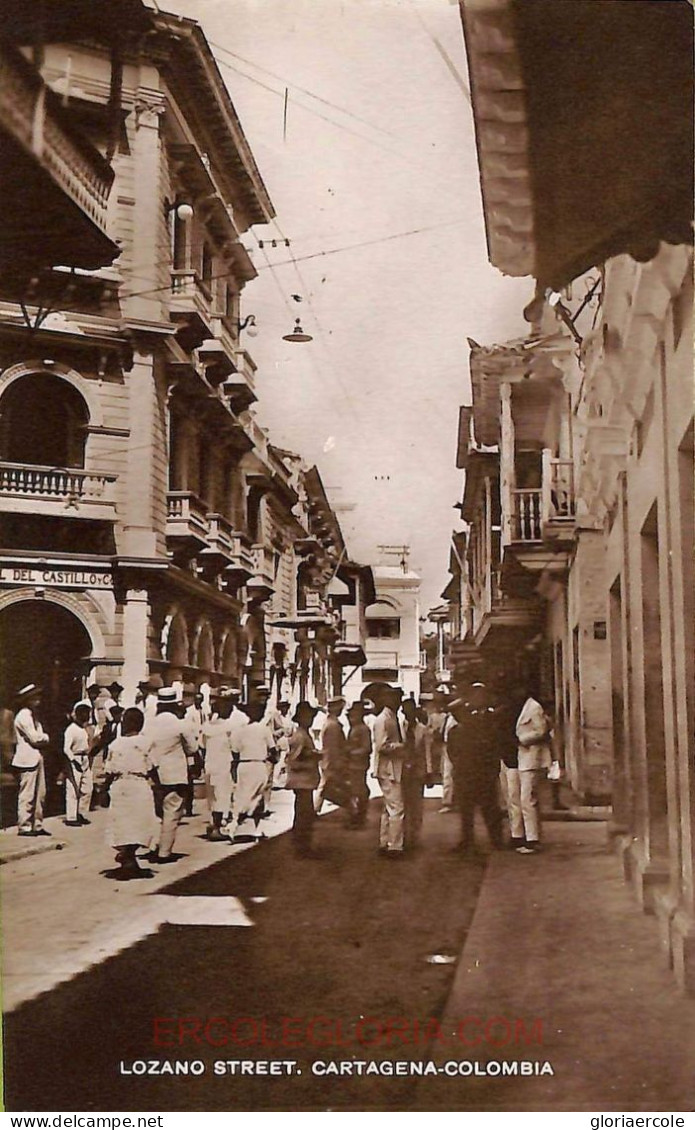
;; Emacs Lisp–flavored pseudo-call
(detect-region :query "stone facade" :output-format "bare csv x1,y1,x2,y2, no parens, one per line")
0,8,363,765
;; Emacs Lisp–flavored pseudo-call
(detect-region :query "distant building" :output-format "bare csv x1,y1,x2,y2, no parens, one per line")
359,552,421,701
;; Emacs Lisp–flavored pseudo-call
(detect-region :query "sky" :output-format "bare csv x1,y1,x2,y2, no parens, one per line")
164,0,532,609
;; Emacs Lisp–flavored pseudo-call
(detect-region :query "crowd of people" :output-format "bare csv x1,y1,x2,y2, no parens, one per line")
3,674,565,876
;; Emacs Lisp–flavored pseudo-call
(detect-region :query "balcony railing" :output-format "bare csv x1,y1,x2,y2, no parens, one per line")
166,491,209,548
511,489,542,542
250,544,276,586
169,270,213,332
0,462,117,517
506,455,576,544
542,454,576,523
0,44,114,238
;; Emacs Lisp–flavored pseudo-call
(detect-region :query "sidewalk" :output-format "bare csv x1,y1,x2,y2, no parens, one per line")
415,820,695,1112
4,796,693,1111
1,790,295,1012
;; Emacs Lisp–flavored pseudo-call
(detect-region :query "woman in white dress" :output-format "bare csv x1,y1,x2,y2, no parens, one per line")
104,707,157,878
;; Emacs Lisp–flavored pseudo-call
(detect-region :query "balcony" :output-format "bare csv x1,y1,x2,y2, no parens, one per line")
0,43,118,272
166,491,209,559
198,511,235,573
196,317,237,385
502,452,577,576
169,271,213,348
198,513,255,586
250,544,276,587
511,489,543,543
0,462,117,520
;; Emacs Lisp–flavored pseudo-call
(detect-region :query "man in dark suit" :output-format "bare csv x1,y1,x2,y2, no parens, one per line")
447,683,504,855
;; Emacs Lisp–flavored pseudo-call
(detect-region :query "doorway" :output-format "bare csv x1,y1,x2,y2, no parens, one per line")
0,599,93,822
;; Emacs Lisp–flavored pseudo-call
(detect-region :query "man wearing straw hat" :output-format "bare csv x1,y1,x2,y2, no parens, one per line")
146,686,197,863
12,684,51,837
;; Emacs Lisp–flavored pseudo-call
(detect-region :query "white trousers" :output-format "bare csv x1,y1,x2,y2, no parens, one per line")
158,788,185,858
519,769,543,843
227,761,267,837
205,771,232,819
441,748,455,808
66,764,93,822
378,776,405,852
17,761,46,832
503,765,524,840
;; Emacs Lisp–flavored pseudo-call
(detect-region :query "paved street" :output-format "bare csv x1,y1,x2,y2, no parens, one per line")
3,795,695,1113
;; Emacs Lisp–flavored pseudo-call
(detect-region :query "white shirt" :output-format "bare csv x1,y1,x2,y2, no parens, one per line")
311,709,328,750
202,717,234,777
145,712,197,785
13,708,48,769
64,722,90,766
236,721,275,762
185,704,209,748
227,707,250,753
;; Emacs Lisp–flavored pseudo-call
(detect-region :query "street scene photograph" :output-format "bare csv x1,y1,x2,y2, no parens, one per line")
0,0,693,1117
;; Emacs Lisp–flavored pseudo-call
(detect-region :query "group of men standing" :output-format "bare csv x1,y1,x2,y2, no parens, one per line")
6,670,558,866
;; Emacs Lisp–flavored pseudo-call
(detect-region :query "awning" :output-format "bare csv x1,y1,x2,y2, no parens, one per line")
461,0,694,287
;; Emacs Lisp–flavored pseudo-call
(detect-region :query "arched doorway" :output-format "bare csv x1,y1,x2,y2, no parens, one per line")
0,373,89,468
0,600,93,820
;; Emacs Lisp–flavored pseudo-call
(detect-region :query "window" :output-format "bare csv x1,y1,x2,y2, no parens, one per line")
366,618,400,639
172,210,188,270
201,242,213,290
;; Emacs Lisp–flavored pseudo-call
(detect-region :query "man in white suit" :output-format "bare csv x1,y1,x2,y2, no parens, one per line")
515,695,553,854
371,686,406,857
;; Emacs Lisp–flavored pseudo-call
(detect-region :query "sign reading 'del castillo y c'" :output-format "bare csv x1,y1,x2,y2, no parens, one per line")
0,565,114,590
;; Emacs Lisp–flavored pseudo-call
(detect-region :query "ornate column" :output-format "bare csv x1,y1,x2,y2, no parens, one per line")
500,382,516,545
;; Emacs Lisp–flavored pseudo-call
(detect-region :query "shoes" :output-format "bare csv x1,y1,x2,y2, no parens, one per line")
508,837,526,850
63,820,81,827
18,830,36,837
34,829,52,837
78,816,91,826
516,844,540,855
207,829,227,842
147,850,183,864
259,811,273,820
438,806,454,814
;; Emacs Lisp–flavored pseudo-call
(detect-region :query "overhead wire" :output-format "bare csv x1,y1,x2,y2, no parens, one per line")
208,38,397,140
212,53,472,216
119,217,467,302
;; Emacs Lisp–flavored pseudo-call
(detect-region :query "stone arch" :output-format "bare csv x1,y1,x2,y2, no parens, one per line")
193,618,215,672
0,587,106,656
219,627,240,678
161,607,190,667
366,596,400,615
0,361,104,426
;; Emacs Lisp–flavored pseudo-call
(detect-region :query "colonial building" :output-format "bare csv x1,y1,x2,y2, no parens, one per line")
0,4,367,817
360,551,422,701
455,0,694,991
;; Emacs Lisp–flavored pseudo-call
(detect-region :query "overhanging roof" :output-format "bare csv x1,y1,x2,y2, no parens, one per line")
151,12,275,228
2,0,154,44
460,0,694,287
468,333,572,446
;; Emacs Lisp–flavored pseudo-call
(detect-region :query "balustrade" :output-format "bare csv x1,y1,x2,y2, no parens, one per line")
0,461,115,502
